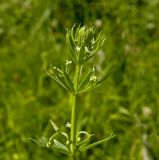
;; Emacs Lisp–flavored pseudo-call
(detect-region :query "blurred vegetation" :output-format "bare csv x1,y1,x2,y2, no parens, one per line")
0,0,159,159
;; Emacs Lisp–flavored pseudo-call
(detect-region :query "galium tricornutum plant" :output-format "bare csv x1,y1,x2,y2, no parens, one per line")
32,25,115,160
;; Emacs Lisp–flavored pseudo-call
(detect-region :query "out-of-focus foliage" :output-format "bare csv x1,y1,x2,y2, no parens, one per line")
0,0,159,159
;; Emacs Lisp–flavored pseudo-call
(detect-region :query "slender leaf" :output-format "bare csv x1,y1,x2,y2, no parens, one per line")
96,67,115,85
78,131,91,136
63,70,75,92
79,68,92,89
50,120,59,131
29,137,47,147
51,140,70,156
78,86,93,95
80,133,115,152
45,67,70,91
66,30,76,63
78,134,94,148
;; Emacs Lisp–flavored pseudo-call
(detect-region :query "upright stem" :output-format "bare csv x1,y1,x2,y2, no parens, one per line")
71,94,77,152
70,64,81,160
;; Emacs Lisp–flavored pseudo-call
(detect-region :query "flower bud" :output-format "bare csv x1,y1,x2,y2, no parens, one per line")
66,25,104,65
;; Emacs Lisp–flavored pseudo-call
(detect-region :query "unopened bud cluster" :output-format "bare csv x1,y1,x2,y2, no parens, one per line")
66,25,105,65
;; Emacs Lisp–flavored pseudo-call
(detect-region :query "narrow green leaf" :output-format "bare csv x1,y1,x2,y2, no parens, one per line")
78,131,91,136
66,30,76,63
80,133,115,152
56,78,70,91
59,132,69,143
45,67,70,91
29,137,47,147
78,134,94,148
82,53,95,64
96,67,115,85
51,139,70,156
79,68,92,89
78,86,92,95
63,70,75,92
49,132,60,142
50,120,59,131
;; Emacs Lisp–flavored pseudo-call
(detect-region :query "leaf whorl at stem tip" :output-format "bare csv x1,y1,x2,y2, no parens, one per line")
66,25,105,65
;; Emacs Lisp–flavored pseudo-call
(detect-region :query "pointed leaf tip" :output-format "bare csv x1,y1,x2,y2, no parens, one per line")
50,120,59,131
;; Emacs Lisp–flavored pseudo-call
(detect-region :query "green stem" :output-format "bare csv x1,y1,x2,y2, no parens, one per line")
71,94,77,152
68,154,78,160
70,64,81,160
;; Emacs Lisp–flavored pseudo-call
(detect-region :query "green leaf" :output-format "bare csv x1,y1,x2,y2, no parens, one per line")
78,131,91,136
55,78,70,91
49,132,60,142
60,132,69,143
50,120,59,131
78,86,93,95
66,29,77,63
51,139,70,156
45,67,70,91
79,68,92,89
80,64,115,93
96,66,115,85
79,133,115,152
78,134,94,149
82,54,94,64
63,69,75,92
49,121,69,144
78,45,85,64
52,131,69,145
29,137,47,147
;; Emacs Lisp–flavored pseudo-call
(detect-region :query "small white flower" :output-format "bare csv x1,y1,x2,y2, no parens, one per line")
76,46,81,52
91,37,95,44
66,60,72,65
66,122,71,128
90,75,97,82
85,46,91,53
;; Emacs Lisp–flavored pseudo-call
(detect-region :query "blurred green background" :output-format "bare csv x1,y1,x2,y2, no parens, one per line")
0,0,159,159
